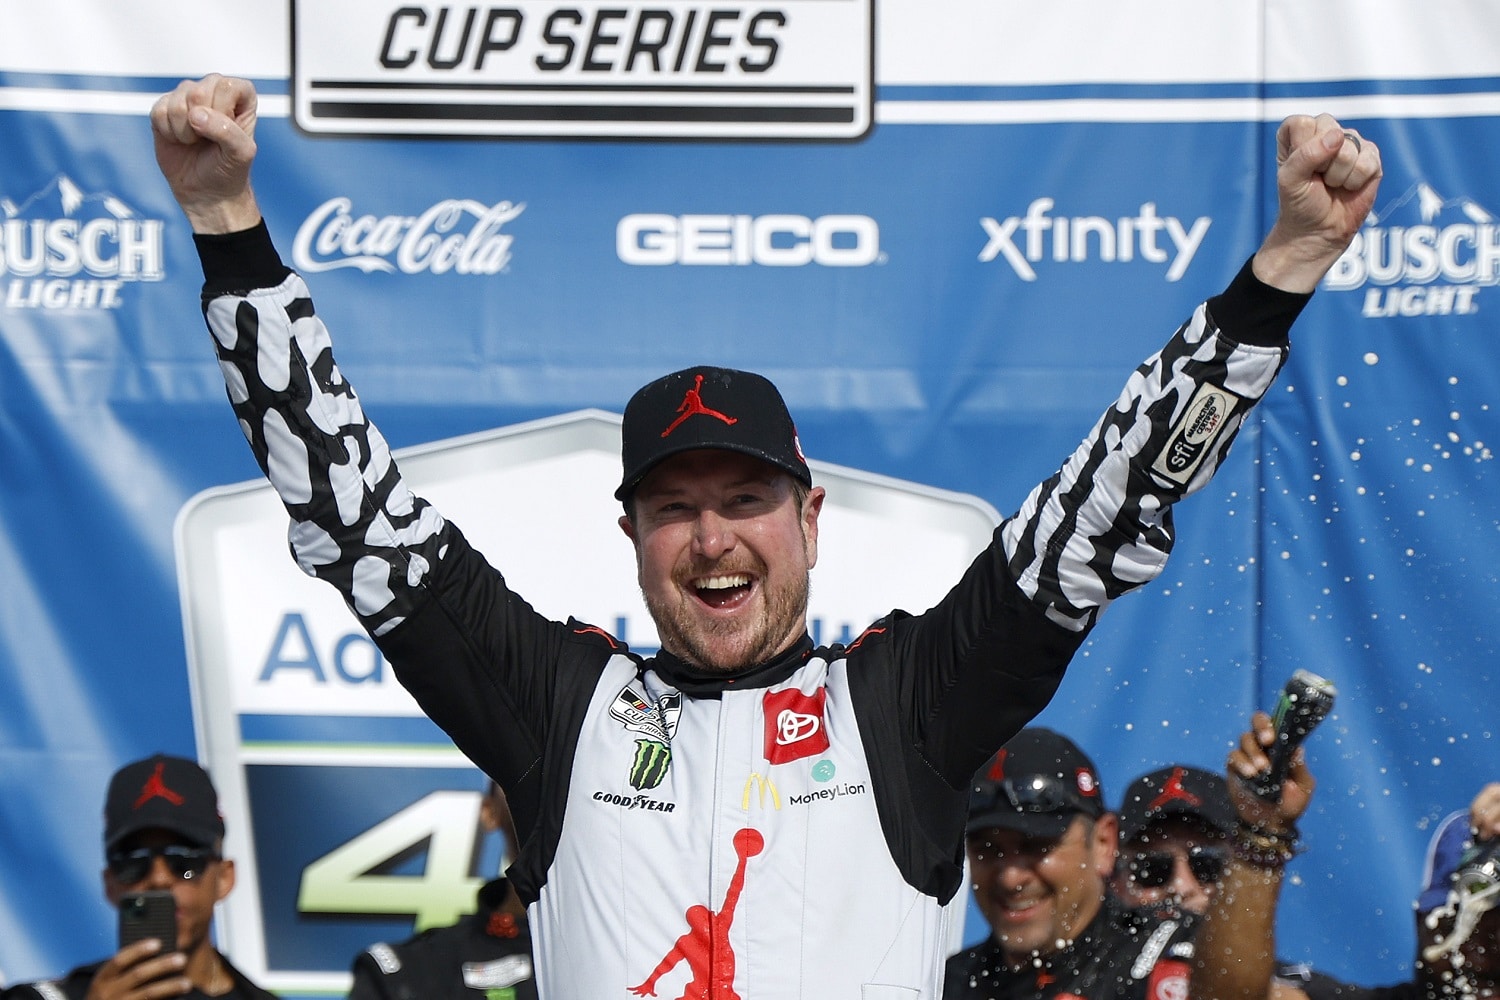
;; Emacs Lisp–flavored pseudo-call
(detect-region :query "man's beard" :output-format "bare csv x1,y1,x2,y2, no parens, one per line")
645,569,810,673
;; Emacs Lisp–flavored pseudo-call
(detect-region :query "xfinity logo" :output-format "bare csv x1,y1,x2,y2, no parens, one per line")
980,198,1211,282
618,214,881,267
292,0,873,139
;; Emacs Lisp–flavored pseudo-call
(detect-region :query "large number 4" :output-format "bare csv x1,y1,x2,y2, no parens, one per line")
298,790,484,931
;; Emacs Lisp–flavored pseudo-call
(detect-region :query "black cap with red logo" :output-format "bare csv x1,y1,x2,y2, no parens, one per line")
616,366,811,502
967,727,1106,839
1116,764,1236,844
103,753,225,851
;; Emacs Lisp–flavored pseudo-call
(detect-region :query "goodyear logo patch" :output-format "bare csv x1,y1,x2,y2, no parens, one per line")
292,0,873,139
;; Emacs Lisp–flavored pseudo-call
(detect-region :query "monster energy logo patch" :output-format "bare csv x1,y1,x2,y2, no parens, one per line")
630,739,672,790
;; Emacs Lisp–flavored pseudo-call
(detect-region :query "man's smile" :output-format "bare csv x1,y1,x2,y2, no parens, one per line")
689,573,755,609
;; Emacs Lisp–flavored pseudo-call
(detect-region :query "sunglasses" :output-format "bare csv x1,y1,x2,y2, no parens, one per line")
1126,846,1228,889
107,844,219,884
971,774,1089,816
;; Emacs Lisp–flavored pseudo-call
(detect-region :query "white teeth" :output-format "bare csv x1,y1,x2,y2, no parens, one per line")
697,574,750,590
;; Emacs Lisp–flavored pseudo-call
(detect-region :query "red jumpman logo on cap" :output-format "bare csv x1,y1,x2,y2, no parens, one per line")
1148,766,1202,811
662,374,738,438
133,762,185,810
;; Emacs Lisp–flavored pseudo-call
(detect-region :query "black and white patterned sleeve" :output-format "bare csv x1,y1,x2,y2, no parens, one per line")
1000,292,1289,633
203,271,444,638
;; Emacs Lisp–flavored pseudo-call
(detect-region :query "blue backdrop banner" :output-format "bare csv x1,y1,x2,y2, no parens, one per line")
0,2,1496,994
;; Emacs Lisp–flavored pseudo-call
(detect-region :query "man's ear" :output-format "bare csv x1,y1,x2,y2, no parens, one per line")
619,513,638,545
1092,813,1120,878
214,858,237,903
802,486,826,568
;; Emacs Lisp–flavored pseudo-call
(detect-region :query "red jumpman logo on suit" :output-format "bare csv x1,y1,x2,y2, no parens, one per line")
133,762,185,809
661,375,738,438
1148,766,1202,811
629,828,764,1000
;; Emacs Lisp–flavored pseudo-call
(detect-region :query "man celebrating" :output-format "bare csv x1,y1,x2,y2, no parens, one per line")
150,74,1380,998
945,728,1197,1000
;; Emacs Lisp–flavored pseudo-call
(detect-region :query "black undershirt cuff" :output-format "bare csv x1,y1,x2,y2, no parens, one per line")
193,220,291,298
1205,255,1311,348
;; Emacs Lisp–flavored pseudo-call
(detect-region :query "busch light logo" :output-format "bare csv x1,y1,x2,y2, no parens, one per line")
291,196,524,274
1,175,165,310
1323,182,1495,317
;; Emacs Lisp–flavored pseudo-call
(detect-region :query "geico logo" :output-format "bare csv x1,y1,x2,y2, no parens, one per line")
618,214,880,266
378,6,786,75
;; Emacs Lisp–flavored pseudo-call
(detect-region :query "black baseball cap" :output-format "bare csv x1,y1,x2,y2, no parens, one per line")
616,366,811,502
967,727,1106,839
104,754,225,851
1116,765,1237,845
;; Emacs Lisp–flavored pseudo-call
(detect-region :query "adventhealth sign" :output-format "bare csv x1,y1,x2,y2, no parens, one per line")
175,409,998,996
291,0,874,139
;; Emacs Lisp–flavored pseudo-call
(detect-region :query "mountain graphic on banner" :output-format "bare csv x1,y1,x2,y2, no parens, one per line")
1367,181,1492,226
1,174,139,221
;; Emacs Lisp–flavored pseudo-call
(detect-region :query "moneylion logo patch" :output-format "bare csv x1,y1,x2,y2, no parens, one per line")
291,0,873,139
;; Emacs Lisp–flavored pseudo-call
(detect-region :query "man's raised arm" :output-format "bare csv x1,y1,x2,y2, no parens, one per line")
150,73,263,234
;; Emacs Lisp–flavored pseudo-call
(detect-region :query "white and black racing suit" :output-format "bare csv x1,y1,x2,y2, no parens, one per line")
192,222,1303,1000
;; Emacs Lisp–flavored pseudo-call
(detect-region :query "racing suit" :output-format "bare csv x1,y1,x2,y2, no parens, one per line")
192,223,1302,999
942,893,1196,1000
349,878,538,1000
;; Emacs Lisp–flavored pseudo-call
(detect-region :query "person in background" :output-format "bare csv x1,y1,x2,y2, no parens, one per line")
944,727,1196,1000
349,780,537,1000
1192,712,1500,1000
1111,764,1236,917
1,754,274,1000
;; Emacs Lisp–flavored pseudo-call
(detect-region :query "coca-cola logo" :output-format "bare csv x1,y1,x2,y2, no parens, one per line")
291,197,524,275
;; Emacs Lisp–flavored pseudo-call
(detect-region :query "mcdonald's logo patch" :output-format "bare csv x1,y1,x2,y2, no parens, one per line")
742,772,781,811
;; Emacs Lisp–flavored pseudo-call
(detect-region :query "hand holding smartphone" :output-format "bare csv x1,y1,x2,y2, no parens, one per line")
118,890,178,952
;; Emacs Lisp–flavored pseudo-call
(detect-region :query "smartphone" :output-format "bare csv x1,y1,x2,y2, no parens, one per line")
118,890,178,952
